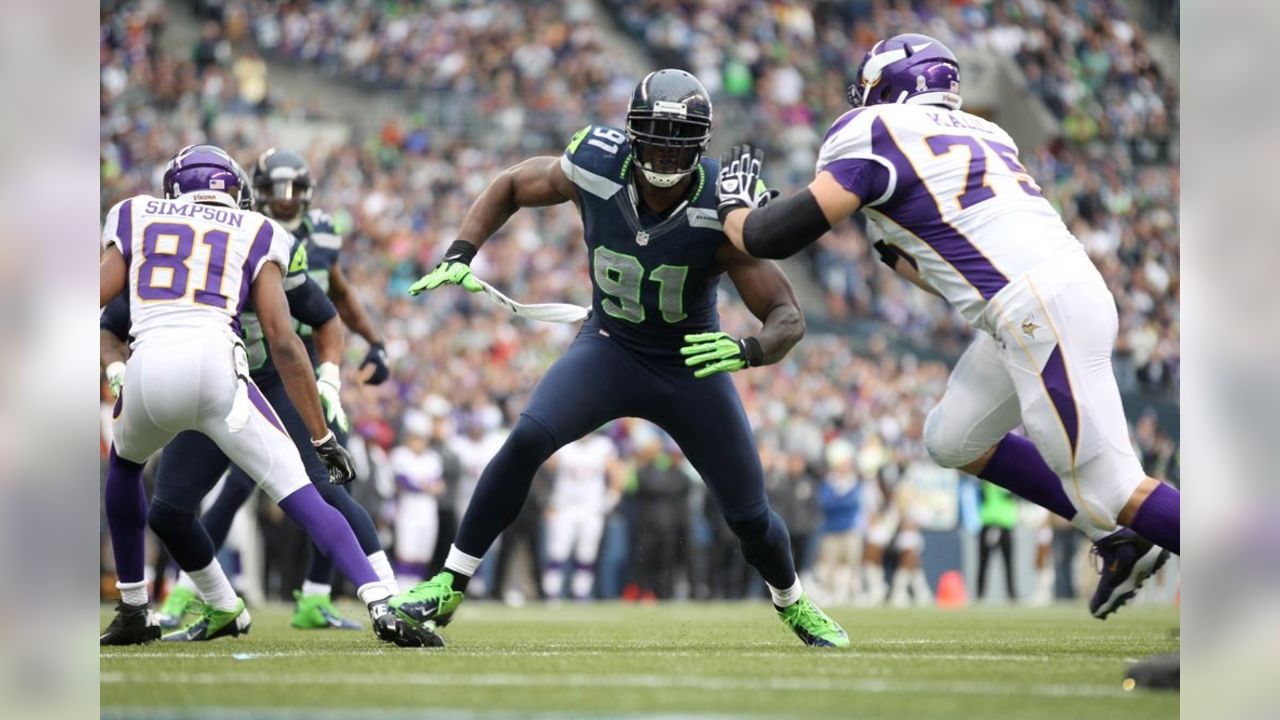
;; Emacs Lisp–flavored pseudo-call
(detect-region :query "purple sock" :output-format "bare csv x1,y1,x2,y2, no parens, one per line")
105,448,148,584
1128,482,1179,555
979,434,1078,521
278,486,379,588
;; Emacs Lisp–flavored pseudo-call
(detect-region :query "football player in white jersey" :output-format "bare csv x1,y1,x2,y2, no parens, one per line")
98,145,438,647
541,430,626,600
715,34,1179,619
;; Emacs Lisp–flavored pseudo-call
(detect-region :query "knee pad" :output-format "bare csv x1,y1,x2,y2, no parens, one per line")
504,415,561,465
146,499,198,540
923,405,981,469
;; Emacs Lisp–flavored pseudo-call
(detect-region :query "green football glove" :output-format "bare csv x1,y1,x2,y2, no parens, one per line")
316,362,349,432
408,240,484,296
681,332,764,379
105,361,126,399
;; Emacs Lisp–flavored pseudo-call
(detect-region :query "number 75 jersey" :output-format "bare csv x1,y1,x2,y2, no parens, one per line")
101,194,294,345
817,104,1083,332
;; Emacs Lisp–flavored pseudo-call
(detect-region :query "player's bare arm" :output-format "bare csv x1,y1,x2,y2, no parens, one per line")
679,244,804,379
327,262,386,348
409,156,578,296
719,244,805,365
100,246,127,308
252,261,331,442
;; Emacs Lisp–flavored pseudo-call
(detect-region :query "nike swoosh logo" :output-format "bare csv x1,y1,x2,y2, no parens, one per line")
911,42,933,53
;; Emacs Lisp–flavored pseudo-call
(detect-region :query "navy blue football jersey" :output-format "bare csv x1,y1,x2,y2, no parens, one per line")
560,124,728,365
290,208,342,351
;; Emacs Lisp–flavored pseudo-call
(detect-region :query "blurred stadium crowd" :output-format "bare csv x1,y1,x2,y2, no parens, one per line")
100,0,1179,606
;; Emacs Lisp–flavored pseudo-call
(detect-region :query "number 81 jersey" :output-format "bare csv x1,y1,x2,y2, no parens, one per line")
102,194,293,345
817,104,1082,332
560,124,727,365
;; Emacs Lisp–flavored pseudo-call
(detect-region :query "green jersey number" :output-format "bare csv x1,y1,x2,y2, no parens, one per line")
593,247,688,324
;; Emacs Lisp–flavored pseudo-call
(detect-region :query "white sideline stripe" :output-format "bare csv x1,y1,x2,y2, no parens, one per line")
101,670,1125,698
101,649,1055,662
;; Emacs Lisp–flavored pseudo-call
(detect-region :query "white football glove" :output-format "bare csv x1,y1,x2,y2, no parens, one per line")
316,362,349,432
715,144,774,222
105,361,126,399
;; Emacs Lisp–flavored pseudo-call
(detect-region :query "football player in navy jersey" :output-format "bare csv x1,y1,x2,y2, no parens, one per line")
390,70,849,648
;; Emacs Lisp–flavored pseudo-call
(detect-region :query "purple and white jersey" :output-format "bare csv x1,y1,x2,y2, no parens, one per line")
549,434,617,513
102,194,293,346
817,104,1081,330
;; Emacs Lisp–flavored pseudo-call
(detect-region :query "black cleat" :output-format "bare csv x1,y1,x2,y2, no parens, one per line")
1090,529,1171,620
1124,653,1179,691
370,602,445,648
100,601,162,646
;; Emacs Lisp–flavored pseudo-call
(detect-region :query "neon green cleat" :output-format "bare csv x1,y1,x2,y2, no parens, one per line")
777,595,850,648
389,571,465,628
162,598,251,642
291,591,361,630
156,585,197,629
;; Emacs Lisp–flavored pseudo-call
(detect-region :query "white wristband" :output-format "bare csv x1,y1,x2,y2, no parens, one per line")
105,361,126,383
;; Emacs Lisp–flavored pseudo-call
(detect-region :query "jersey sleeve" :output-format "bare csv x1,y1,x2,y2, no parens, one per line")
815,109,897,207
306,209,344,253
285,274,338,328
99,292,131,342
283,234,310,291
252,218,294,282
559,124,626,200
101,198,133,260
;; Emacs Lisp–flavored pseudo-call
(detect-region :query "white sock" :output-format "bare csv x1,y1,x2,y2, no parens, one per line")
301,580,332,598
367,551,399,593
1072,514,1113,542
175,572,197,592
768,577,803,608
117,580,148,607
188,561,239,612
357,582,391,605
444,545,483,577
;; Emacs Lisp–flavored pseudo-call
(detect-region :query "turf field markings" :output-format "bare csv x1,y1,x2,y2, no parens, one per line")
102,670,1132,699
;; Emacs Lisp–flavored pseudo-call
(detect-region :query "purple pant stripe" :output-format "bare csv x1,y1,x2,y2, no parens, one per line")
1040,345,1080,456
247,381,286,434
868,118,1009,299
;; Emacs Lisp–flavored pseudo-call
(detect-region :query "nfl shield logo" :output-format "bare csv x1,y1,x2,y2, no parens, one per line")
635,230,650,246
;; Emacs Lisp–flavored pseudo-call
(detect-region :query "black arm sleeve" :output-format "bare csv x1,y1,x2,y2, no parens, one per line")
286,275,339,328
100,293,130,342
741,188,832,260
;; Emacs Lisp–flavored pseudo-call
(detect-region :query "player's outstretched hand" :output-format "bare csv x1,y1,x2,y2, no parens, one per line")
359,343,390,385
681,331,762,378
313,431,356,484
408,261,483,296
716,144,771,222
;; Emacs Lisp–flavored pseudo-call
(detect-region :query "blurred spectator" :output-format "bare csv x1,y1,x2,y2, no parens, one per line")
542,431,624,600
391,410,444,584
630,430,691,600
814,439,863,605
976,482,1018,602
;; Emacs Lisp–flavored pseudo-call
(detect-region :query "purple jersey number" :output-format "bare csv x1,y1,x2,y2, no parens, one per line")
924,134,1041,211
137,222,232,308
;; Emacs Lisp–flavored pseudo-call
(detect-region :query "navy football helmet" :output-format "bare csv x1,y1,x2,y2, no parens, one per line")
253,148,313,230
848,33,962,111
162,144,246,208
626,69,713,188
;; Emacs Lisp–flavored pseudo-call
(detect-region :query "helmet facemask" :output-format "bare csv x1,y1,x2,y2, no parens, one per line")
627,111,711,189
256,173,312,230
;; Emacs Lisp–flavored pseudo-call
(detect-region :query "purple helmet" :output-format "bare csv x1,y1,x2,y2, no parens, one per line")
161,144,247,208
847,33,962,111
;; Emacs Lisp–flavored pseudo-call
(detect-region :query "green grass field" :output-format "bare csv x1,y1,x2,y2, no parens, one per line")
101,601,1179,719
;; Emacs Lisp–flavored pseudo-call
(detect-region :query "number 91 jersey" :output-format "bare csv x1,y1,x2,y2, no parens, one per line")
560,124,727,365
817,104,1082,332
101,194,293,345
